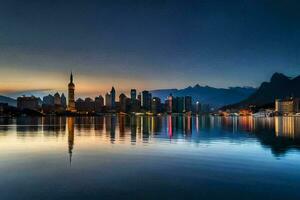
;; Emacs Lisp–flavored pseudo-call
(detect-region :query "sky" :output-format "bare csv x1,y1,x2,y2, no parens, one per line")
0,0,300,97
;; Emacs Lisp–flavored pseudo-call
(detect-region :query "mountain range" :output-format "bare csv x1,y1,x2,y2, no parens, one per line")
223,73,300,109
0,95,17,107
151,85,256,108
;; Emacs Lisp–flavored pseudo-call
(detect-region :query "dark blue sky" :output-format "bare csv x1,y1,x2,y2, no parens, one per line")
1,0,300,96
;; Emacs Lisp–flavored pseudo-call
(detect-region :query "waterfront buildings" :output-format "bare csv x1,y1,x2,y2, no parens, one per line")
61,94,67,109
151,97,162,114
130,89,136,102
42,92,67,113
14,73,200,115
95,95,104,113
119,93,127,113
142,90,152,111
17,96,40,111
275,97,300,115
111,87,116,110
43,94,54,105
166,94,173,113
75,98,95,113
177,97,184,113
105,93,111,109
184,96,192,113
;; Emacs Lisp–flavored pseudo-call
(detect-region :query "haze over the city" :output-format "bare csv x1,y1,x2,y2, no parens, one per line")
1,0,300,97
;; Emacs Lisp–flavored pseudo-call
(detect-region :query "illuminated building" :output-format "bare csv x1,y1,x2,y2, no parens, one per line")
195,101,201,114
275,97,300,115
167,94,173,113
151,97,161,114
67,72,76,112
130,89,137,101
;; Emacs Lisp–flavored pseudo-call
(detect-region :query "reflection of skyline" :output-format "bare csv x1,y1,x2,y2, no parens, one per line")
10,116,300,139
3,115,300,156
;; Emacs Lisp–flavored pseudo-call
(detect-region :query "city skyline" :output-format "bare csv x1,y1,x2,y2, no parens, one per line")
1,0,300,97
0,70,260,99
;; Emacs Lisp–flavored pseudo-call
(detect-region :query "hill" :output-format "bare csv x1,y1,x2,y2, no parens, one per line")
223,73,300,109
0,95,17,107
151,85,256,108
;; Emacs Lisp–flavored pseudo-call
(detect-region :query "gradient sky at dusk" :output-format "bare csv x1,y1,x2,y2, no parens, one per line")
1,0,300,97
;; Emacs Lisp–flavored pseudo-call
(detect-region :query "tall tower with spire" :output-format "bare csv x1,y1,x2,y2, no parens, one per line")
68,72,76,112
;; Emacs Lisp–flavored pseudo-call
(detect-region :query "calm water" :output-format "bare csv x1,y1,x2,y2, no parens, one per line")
0,115,300,200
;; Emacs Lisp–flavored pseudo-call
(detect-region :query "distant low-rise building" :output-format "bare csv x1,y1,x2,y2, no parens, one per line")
0,103,8,114
43,94,54,106
17,96,40,111
75,98,95,113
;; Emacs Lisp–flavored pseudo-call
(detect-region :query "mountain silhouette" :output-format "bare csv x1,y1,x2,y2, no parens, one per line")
224,73,300,109
0,95,17,107
151,85,256,108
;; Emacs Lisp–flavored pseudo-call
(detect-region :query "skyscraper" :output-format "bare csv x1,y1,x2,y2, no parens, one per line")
177,97,184,113
95,95,104,113
61,93,67,109
43,94,54,105
111,87,116,110
68,72,76,112
54,92,61,106
119,93,127,112
167,94,173,113
105,93,111,109
151,97,161,114
142,90,149,111
130,89,140,112
130,89,137,101
184,96,192,113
